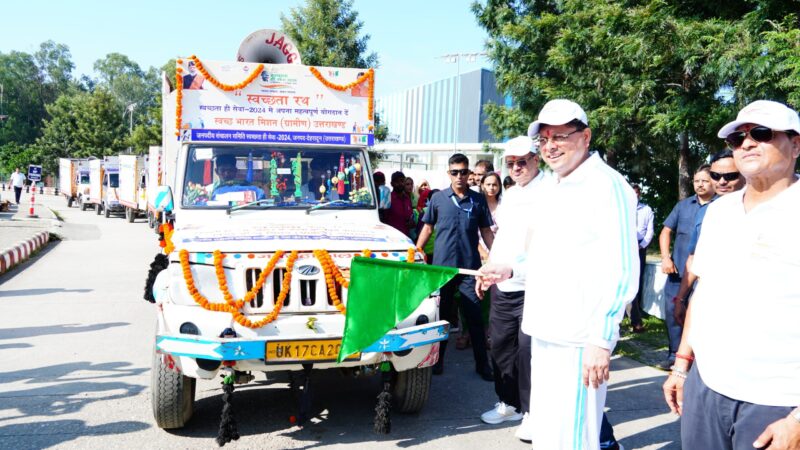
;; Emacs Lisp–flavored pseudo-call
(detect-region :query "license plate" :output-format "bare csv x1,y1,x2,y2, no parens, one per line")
265,339,360,362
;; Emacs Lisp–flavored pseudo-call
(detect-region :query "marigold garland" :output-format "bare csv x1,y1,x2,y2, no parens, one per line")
179,247,416,328
159,222,175,255
214,250,284,309
189,55,265,91
314,249,348,314
308,67,375,120
179,249,298,328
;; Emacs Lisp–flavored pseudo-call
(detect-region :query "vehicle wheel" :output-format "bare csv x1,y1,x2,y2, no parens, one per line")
80,200,87,211
392,366,432,413
67,196,73,208
126,207,135,223
104,204,111,218
151,350,195,429
147,211,154,229
95,203,102,215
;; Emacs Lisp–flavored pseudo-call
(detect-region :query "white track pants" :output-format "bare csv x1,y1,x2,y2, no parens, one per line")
529,338,606,450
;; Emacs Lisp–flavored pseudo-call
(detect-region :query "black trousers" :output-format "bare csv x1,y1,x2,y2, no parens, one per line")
13,186,22,204
629,247,647,326
488,287,530,413
439,275,489,371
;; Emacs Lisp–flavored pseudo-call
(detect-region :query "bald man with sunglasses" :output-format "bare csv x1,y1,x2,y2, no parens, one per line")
663,100,800,450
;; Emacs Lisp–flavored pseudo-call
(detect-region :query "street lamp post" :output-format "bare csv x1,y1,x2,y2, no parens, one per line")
439,52,487,152
123,102,137,153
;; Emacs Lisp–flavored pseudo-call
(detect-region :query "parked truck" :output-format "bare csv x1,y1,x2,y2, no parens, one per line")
58,158,91,208
146,30,447,434
88,156,123,217
145,146,163,231
119,154,148,223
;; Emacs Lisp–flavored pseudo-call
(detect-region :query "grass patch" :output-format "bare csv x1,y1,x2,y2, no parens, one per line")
615,315,670,367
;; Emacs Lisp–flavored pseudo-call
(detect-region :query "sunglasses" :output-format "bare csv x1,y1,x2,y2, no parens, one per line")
709,171,740,182
449,168,470,177
724,126,779,149
506,157,531,169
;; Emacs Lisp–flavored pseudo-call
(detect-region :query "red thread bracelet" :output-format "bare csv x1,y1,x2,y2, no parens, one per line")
676,353,694,362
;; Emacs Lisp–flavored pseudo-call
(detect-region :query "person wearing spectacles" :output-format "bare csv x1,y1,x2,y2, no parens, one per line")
672,149,746,328
478,100,638,450
478,136,544,442
416,153,495,381
663,100,800,450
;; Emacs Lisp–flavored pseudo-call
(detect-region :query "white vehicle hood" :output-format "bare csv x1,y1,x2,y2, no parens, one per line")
172,221,415,253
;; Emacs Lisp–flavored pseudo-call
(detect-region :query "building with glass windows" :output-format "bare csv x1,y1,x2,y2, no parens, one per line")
373,69,513,181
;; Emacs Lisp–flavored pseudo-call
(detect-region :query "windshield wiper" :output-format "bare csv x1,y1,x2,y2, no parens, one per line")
226,199,275,215
305,200,354,215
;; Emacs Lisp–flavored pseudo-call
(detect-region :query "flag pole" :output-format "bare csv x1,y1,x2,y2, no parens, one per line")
457,268,481,276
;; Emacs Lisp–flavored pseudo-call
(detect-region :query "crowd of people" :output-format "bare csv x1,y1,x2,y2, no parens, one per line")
374,98,800,449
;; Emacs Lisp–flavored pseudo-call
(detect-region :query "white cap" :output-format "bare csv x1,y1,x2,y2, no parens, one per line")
527,99,588,137
504,136,537,158
717,100,800,138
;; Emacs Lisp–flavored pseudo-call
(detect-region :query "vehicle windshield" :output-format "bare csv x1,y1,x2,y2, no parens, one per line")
182,145,375,209
108,173,119,188
79,174,90,184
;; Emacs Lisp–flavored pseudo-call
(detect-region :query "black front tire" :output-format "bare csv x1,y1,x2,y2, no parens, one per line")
392,366,432,413
151,350,195,429
67,196,73,208
95,203,102,215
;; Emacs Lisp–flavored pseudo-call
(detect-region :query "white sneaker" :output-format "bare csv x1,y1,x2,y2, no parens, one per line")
481,402,523,424
514,412,532,442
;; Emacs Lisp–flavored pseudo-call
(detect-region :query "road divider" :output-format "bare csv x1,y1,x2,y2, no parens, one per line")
0,231,49,275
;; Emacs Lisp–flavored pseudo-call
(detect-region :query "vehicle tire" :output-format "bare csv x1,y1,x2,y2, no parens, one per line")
147,211,154,229
67,196,73,208
104,204,111,218
392,366,432,413
126,207,135,223
151,349,195,429
80,200,87,211
95,203,102,215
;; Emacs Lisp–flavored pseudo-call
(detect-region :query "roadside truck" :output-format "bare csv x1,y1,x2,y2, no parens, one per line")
58,157,91,208
88,156,123,217
146,146,163,231
146,30,447,433
119,154,148,223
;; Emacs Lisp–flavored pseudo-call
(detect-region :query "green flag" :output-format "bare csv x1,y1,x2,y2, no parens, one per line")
337,257,459,363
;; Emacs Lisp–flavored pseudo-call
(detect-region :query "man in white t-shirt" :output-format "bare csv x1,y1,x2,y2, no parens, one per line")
479,100,638,450
663,100,800,449
478,136,543,441
9,168,26,204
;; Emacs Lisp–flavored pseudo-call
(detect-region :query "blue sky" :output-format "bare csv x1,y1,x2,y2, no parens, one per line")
0,0,492,97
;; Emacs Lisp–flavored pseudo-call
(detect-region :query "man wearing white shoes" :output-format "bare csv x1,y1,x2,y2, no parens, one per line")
479,136,543,441
479,100,638,450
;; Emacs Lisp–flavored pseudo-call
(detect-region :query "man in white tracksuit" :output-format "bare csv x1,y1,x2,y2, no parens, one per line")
479,99,639,449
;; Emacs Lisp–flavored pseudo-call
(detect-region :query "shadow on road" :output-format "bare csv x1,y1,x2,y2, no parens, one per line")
0,419,150,450
0,322,128,340
606,362,681,449
0,288,94,297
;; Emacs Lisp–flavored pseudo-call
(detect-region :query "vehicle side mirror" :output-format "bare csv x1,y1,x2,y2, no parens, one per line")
153,186,174,213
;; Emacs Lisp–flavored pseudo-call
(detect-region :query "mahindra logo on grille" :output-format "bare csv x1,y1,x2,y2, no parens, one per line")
296,265,320,276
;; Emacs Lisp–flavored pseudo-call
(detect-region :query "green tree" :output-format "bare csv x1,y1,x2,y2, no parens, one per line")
281,0,378,68
473,0,800,220
34,89,128,174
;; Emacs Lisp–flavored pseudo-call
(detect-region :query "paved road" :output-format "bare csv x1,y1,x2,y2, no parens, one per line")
0,193,680,449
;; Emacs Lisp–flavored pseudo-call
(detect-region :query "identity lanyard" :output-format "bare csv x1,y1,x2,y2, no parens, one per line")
450,194,474,219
